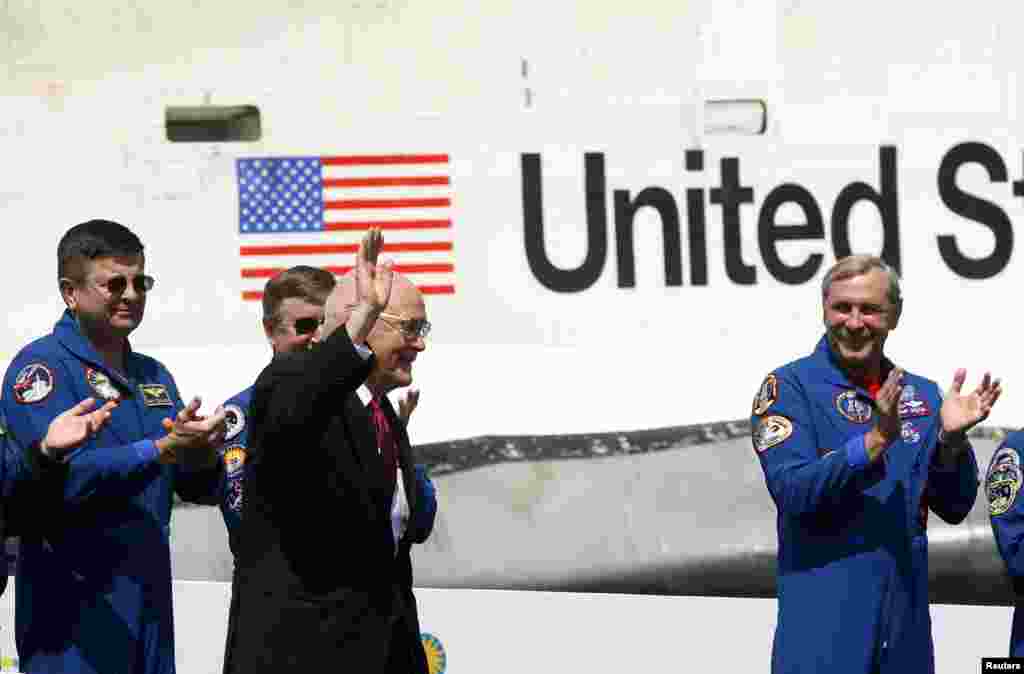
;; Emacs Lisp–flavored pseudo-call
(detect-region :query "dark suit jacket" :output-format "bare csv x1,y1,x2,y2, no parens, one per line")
227,327,428,673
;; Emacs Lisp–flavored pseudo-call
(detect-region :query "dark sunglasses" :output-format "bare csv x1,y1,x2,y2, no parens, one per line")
91,275,155,296
293,316,324,335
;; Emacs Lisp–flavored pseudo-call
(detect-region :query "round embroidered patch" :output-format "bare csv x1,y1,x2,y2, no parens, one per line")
752,374,778,416
224,404,246,441
835,390,872,424
753,415,793,453
12,363,54,404
421,633,447,674
987,447,1022,517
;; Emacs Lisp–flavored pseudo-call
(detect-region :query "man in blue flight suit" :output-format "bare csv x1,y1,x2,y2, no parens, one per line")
1,219,227,674
751,254,1002,674
217,265,437,673
986,432,1024,655
0,397,118,596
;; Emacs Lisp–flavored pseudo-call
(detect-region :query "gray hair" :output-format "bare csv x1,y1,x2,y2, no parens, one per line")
821,255,902,309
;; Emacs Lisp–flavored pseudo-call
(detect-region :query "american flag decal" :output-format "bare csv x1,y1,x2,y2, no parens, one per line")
236,154,455,301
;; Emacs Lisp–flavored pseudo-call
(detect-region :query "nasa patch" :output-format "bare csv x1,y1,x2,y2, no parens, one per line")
139,384,173,407
987,447,1022,517
898,384,931,418
224,404,245,441
12,363,54,404
752,415,793,453
835,390,872,424
86,368,121,401
752,374,778,416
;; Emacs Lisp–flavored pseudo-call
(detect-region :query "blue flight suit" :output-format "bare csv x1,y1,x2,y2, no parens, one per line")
0,417,47,597
217,385,438,556
985,430,1024,656
0,310,222,674
751,335,979,674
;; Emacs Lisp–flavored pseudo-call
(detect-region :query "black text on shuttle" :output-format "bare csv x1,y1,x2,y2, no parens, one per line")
521,148,901,292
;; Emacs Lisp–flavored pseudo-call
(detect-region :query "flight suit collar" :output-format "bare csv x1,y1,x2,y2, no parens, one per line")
53,309,134,389
812,334,896,397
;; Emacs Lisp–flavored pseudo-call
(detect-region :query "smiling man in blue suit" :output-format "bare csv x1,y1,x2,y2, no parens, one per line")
751,254,1001,674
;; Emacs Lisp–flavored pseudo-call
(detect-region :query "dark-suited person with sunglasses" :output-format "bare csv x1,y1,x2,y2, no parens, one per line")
216,263,437,674
0,219,227,674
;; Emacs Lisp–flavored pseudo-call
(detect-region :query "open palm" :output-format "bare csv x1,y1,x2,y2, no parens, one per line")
940,369,1002,434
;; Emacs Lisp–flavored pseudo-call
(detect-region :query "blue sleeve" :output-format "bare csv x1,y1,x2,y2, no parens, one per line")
752,371,886,518
926,437,979,525
212,396,249,538
2,354,160,506
988,435,1024,577
406,464,437,544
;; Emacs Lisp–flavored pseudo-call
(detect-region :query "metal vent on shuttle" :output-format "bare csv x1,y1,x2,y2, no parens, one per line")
703,99,767,135
165,105,261,142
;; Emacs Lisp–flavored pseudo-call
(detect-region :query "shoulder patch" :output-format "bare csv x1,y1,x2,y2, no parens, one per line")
222,444,247,477
752,374,778,416
12,362,54,404
835,390,873,424
85,368,121,401
224,404,246,441
222,444,247,513
753,415,793,453
987,447,1023,517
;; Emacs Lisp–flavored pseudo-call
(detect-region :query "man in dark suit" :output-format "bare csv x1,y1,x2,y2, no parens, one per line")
229,229,432,673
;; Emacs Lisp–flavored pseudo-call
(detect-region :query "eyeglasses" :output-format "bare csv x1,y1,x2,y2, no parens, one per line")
379,312,431,340
87,274,155,296
292,316,324,335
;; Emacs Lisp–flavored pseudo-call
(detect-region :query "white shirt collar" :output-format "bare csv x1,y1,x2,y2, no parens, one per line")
356,384,374,406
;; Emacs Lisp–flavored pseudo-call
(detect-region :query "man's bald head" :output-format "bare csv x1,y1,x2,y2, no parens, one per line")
320,272,423,341
319,270,428,394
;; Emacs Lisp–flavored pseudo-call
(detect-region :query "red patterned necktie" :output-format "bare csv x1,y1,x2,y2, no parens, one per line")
369,397,398,492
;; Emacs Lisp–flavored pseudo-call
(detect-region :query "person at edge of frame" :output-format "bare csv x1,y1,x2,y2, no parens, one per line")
0,397,118,595
985,425,1024,656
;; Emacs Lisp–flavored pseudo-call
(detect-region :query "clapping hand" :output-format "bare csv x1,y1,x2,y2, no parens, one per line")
40,397,119,458
398,388,420,425
940,369,1002,435
157,397,228,467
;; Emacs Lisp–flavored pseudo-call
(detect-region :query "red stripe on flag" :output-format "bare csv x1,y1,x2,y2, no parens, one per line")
324,219,451,231
240,241,453,256
241,283,454,301
242,263,454,279
321,155,449,166
324,198,450,210
322,176,449,188
419,285,456,295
